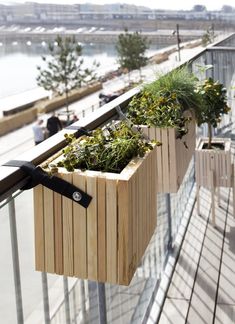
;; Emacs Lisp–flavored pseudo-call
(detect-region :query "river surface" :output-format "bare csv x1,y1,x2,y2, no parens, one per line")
0,38,165,100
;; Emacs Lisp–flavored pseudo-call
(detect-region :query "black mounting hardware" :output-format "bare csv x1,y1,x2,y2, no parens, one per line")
3,160,92,208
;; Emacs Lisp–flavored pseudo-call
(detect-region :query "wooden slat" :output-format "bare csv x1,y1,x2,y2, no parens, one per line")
161,129,170,192
142,154,148,250
54,191,63,275
97,176,106,282
215,150,220,187
169,128,177,192
167,196,209,300
187,194,227,323
43,186,55,273
34,185,45,271
118,179,131,285
61,173,74,276
86,173,98,280
73,172,87,278
155,128,163,192
150,143,158,235
106,177,117,284
131,170,138,272
146,147,151,241
137,156,144,262
159,299,189,324
215,305,235,324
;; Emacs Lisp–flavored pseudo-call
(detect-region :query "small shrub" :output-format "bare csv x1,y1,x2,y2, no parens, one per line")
55,122,155,173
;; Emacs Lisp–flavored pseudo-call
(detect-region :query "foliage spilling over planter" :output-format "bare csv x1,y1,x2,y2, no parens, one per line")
55,121,154,173
126,67,198,192
34,122,158,285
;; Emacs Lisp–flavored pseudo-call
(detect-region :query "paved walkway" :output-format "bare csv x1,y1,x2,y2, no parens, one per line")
0,44,204,166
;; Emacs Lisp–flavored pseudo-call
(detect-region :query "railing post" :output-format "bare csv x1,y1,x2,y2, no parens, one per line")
41,272,50,324
63,276,71,324
8,197,24,324
165,193,173,252
97,282,107,324
79,280,87,323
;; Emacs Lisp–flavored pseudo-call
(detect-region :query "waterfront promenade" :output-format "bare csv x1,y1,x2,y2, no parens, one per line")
0,44,203,166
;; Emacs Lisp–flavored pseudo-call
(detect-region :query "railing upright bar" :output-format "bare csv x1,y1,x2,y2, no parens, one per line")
8,197,24,324
41,272,50,324
63,276,71,324
166,193,173,252
97,282,107,324
79,280,87,323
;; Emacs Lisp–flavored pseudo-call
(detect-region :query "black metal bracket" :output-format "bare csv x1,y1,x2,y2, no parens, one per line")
3,160,92,208
65,125,91,137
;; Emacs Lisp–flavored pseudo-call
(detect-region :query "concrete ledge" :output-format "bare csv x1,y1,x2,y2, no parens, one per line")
36,82,102,114
0,107,38,136
0,82,102,136
150,52,169,64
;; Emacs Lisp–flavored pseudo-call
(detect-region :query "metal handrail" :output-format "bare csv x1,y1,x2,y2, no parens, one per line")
0,87,138,203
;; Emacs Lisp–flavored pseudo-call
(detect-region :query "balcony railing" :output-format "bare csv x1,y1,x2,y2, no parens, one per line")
0,33,235,324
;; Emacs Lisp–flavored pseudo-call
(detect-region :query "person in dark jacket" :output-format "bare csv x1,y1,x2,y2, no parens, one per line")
46,112,62,137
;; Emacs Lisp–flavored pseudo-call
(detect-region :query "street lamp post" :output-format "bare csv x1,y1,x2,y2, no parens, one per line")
176,23,181,61
172,24,181,61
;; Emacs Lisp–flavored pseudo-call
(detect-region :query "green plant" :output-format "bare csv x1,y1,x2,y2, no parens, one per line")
126,67,200,138
195,77,230,149
116,28,150,81
145,67,201,111
36,35,99,121
201,26,215,47
54,122,155,173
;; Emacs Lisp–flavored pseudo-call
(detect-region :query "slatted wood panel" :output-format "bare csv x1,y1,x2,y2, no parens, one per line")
159,187,233,324
195,137,232,188
187,190,228,324
139,121,195,193
33,145,158,285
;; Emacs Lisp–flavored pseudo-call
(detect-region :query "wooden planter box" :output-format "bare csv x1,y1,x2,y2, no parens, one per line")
139,120,195,193
33,145,158,286
195,137,232,188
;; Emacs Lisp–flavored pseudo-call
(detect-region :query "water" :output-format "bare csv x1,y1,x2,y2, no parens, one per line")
0,38,164,99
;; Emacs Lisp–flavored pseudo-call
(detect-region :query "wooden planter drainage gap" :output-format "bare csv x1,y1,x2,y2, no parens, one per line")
33,145,158,286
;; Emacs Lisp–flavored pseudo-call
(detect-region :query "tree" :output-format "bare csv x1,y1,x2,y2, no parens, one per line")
195,77,230,149
192,4,206,12
36,35,99,121
221,5,234,13
201,25,215,47
116,29,150,82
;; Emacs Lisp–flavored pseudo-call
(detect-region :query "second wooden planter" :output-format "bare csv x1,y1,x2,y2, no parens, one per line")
139,120,196,193
33,145,158,286
195,137,232,188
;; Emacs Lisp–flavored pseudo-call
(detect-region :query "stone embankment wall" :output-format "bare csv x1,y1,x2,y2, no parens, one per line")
0,30,201,45
0,82,102,136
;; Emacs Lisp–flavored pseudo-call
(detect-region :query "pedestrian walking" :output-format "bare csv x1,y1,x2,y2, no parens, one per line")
46,112,63,137
32,118,45,145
